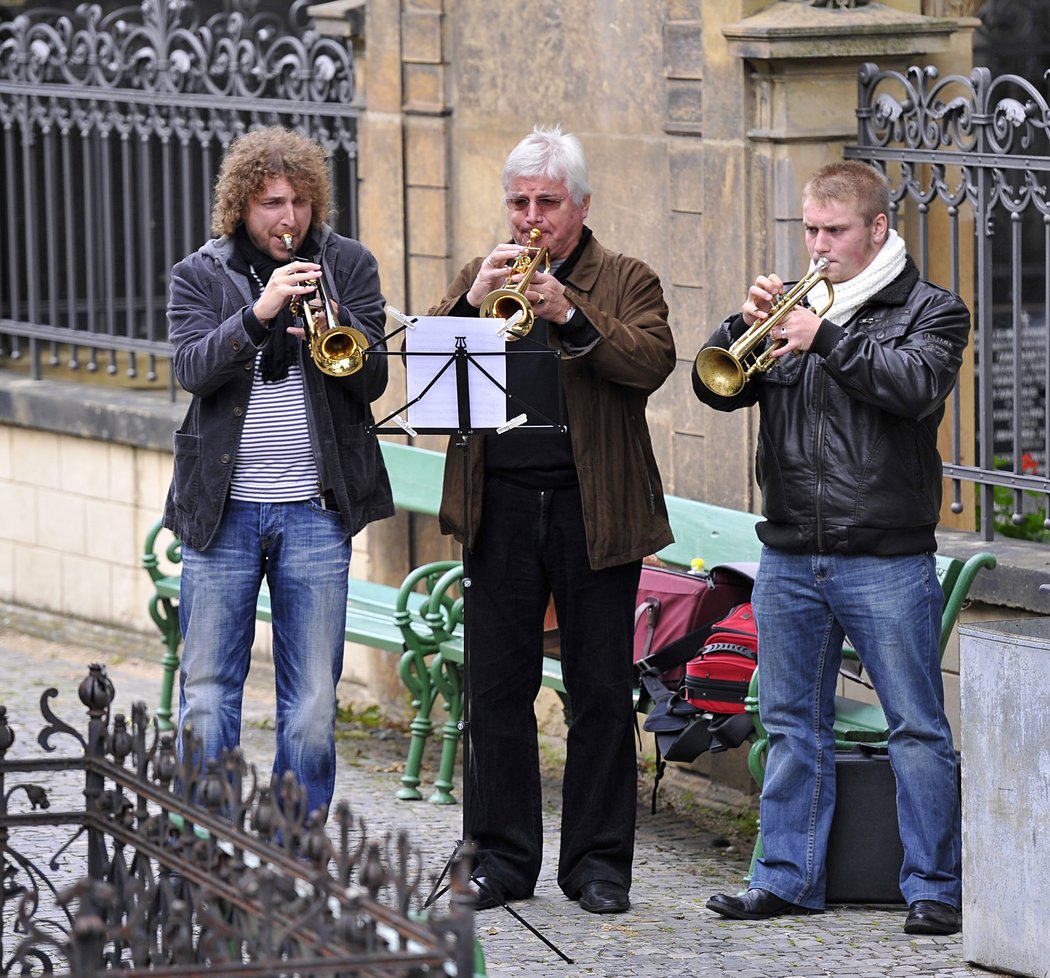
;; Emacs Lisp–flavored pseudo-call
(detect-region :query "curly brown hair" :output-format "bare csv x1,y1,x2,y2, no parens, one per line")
210,127,334,237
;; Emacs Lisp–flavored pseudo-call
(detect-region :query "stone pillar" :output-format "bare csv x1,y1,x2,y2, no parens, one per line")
309,1,457,717
688,0,971,512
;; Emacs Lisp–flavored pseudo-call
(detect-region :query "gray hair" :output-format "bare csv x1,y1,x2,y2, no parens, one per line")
502,125,591,205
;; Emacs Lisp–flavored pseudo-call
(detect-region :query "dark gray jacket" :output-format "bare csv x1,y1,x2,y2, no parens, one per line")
163,225,394,550
692,258,971,555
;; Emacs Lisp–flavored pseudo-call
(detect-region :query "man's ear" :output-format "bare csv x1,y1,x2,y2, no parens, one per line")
872,213,889,243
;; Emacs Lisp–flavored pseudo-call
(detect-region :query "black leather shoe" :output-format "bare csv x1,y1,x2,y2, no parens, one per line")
706,888,821,920
904,900,960,935
578,880,630,914
470,876,508,911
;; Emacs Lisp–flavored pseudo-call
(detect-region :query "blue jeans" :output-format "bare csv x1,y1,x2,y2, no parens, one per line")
750,548,960,909
177,499,351,818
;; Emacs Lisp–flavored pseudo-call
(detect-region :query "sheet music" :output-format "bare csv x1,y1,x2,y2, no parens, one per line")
404,316,508,429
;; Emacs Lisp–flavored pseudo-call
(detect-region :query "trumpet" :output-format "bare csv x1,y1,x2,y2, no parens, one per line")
694,259,834,397
281,233,369,377
479,228,550,340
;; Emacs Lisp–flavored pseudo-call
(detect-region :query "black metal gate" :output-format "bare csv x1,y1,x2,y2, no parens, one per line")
0,665,476,976
0,0,360,395
846,61,1050,541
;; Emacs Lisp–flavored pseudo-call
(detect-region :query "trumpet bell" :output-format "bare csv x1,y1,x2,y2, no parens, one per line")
313,324,369,377
281,232,368,377
479,288,533,339
694,347,746,398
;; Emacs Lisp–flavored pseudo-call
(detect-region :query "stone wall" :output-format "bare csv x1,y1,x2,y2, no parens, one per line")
346,0,976,533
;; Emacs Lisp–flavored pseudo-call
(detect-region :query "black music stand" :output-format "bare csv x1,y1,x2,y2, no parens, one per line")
369,309,573,965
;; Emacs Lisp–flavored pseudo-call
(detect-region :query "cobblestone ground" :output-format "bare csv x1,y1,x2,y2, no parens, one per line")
0,606,1003,978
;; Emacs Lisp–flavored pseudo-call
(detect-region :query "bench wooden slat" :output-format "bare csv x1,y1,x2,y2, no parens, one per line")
436,638,567,695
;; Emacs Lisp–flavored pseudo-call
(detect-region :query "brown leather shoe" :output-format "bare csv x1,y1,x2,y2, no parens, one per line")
904,900,960,935
706,888,821,920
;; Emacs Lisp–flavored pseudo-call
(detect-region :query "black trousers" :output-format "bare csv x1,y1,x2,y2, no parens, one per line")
463,478,641,898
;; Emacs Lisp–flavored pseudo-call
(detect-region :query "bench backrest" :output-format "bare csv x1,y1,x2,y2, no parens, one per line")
379,439,445,516
657,496,762,569
379,439,765,568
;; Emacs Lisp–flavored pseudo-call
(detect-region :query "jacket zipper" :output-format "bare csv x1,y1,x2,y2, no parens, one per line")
814,369,828,552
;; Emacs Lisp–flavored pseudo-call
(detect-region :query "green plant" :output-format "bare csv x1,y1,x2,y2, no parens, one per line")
988,453,1050,543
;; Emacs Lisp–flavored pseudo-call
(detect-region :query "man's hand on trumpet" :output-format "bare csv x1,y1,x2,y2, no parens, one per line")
252,259,323,338
466,242,574,325
466,242,530,307
742,273,821,356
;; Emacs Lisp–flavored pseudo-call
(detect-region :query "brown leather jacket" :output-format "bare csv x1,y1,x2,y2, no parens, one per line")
430,232,676,570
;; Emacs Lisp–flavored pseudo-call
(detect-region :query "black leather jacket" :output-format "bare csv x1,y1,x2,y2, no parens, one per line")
692,258,970,555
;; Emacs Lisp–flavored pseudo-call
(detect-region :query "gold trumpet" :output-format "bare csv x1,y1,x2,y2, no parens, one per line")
281,233,369,377
479,228,550,340
695,259,834,397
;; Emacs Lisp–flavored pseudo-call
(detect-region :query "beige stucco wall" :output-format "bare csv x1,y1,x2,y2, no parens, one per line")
350,0,976,535
0,423,170,629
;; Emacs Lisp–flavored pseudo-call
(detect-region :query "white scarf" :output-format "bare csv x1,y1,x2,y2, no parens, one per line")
805,228,907,326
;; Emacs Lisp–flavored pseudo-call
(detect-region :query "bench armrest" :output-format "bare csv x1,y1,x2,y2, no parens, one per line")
142,517,182,584
939,551,997,658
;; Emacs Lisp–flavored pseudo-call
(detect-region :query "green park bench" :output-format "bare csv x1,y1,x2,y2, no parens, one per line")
142,438,764,801
391,497,764,804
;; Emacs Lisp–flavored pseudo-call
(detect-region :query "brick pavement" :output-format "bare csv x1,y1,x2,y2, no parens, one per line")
0,607,1001,978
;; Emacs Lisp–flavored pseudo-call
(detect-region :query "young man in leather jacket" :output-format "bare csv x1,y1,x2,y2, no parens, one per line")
693,161,970,936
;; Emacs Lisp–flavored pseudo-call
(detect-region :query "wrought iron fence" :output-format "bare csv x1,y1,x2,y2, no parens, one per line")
846,62,1050,541
0,0,360,397
0,663,476,977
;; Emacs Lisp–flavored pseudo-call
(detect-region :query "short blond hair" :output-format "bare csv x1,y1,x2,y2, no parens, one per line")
210,127,333,237
802,161,889,227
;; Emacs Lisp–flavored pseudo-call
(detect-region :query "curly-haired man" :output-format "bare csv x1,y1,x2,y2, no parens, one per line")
163,127,393,819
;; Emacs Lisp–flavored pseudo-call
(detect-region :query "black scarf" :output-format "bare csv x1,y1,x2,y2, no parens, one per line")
230,226,320,382
550,224,592,283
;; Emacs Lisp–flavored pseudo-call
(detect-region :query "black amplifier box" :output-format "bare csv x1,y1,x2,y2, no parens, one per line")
825,749,905,904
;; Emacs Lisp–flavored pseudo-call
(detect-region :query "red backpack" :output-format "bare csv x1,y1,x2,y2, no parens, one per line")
682,603,759,714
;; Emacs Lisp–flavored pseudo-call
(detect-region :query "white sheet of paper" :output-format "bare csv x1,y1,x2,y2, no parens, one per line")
404,316,508,430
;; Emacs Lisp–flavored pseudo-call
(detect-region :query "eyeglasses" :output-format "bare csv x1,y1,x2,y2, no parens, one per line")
504,195,566,212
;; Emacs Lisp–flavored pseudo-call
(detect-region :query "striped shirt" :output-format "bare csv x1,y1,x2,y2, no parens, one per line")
229,351,321,502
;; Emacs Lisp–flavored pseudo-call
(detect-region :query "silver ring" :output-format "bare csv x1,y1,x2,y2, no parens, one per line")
535,296,545,305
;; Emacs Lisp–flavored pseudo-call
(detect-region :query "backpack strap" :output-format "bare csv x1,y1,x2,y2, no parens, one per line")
634,595,661,660
636,618,719,682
